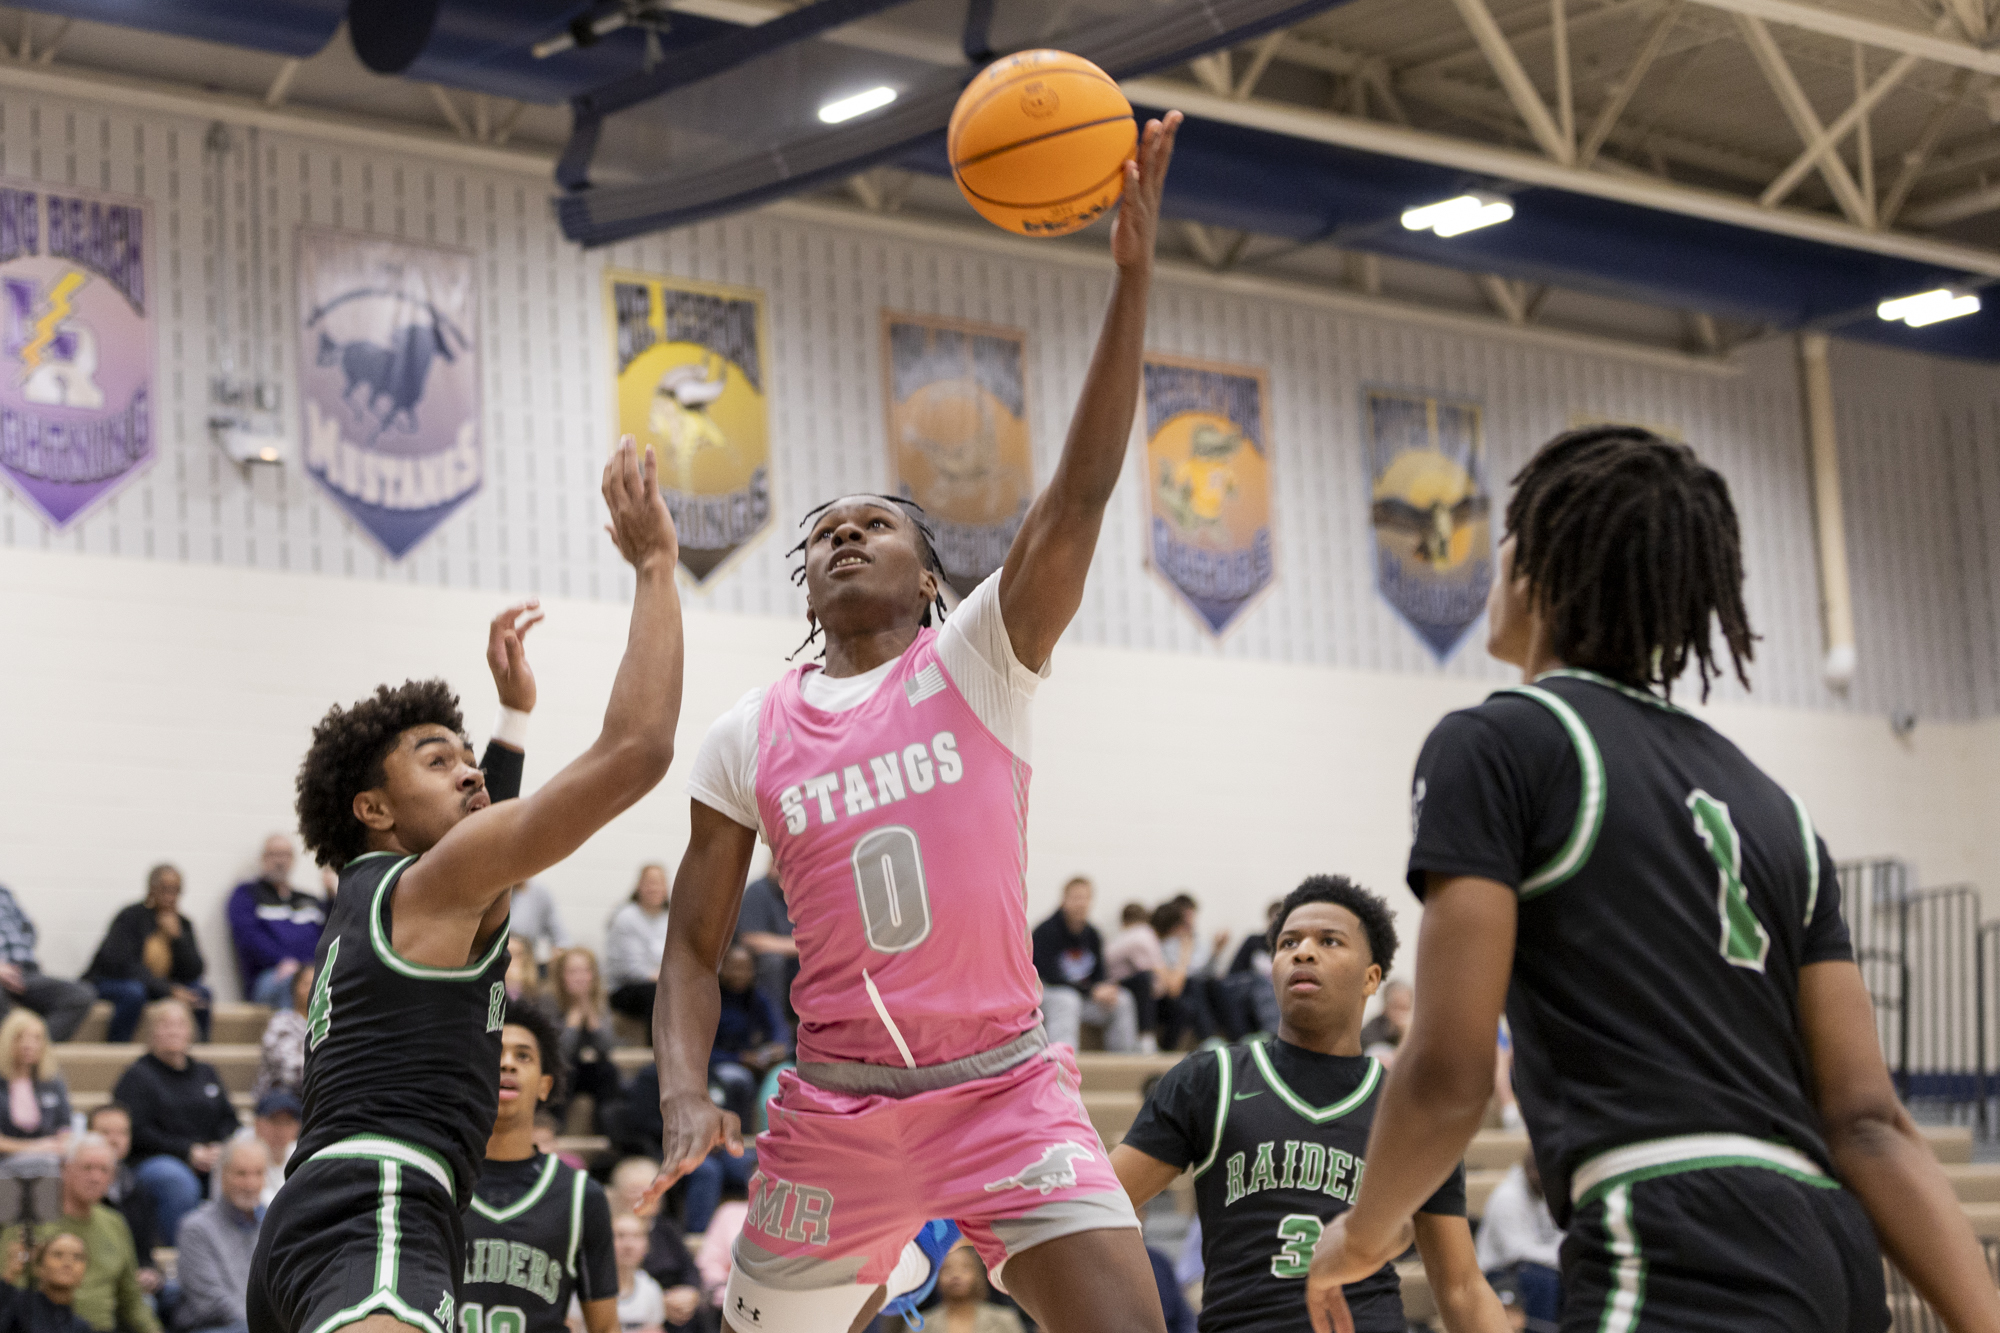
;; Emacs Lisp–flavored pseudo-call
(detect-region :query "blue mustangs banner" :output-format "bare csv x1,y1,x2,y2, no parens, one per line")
297,228,479,559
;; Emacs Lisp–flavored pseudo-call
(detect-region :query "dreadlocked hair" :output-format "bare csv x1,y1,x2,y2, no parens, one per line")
785,494,952,661
295,679,465,870
1506,426,1756,702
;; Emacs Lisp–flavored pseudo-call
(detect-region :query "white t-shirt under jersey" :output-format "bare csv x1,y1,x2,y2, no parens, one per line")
687,573,1047,834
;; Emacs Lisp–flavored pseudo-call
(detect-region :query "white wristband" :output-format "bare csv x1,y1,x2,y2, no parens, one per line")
492,706,532,749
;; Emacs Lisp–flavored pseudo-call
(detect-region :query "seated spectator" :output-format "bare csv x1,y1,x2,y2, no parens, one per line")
247,1092,299,1206
84,867,212,1043
710,946,789,1131
925,1244,1023,1333
108,1001,240,1243
1103,902,1164,1054
0,1011,72,1179
693,1200,746,1310
249,967,312,1100
530,1110,584,1171
612,1214,668,1333
80,1108,160,1300
3,1134,160,1333
603,1162,705,1333
732,871,796,1022
1145,1246,1196,1333
505,939,538,1003
1358,976,1412,1060
171,1138,266,1333
1031,877,1136,1052
545,948,622,1125
11,1233,96,1333
606,867,672,1025
1217,899,1283,1038
1149,902,1195,1051
1161,892,1231,1041
602,1073,749,1236
508,880,571,967
0,886,94,1043
223,836,323,1012
1475,1151,1563,1328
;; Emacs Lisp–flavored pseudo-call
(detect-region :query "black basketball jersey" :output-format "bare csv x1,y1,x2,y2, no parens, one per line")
461,1154,616,1333
1123,1040,1466,1333
293,851,512,1205
1408,669,1853,1220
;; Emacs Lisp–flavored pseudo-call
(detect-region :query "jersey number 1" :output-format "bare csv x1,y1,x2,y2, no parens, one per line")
851,825,932,952
1688,790,1770,972
458,1303,522,1333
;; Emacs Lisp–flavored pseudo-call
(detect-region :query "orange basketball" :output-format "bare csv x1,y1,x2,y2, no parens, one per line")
948,50,1137,238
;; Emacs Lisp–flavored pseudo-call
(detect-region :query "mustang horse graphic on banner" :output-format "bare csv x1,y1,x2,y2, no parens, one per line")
608,269,772,584
0,182,153,529
1365,388,1492,660
1142,354,1274,636
297,228,480,559
882,312,1033,598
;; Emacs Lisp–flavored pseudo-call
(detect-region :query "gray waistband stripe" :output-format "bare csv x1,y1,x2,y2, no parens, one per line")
797,1025,1048,1097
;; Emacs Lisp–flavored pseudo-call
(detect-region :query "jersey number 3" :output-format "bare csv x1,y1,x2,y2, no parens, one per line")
1688,790,1770,972
851,825,932,952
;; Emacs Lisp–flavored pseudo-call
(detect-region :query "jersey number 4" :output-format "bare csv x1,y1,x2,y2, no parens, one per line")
851,825,933,952
305,938,337,1050
1687,790,1770,972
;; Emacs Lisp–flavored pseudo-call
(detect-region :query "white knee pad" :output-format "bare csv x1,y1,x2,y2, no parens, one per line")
722,1263,875,1333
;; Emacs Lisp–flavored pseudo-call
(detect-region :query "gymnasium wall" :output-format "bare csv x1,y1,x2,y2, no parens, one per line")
0,83,1996,989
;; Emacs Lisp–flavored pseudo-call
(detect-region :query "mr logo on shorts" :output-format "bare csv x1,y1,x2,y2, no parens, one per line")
744,1171,836,1246
982,1141,1096,1197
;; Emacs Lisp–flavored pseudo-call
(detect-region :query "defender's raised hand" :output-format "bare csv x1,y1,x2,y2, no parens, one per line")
486,599,544,714
602,434,678,570
1110,109,1181,273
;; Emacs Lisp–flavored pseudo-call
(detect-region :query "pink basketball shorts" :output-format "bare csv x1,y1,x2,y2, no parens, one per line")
732,1043,1139,1290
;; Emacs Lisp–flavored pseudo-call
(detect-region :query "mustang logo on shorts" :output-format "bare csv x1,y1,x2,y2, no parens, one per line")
982,1141,1096,1196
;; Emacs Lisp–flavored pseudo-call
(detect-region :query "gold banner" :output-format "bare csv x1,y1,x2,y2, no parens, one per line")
1365,388,1491,660
1142,354,1275,636
606,269,772,583
882,311,1033,598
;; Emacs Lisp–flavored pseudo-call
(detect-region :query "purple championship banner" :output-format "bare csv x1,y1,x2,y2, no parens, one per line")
298,227,480,559
0,182,153,530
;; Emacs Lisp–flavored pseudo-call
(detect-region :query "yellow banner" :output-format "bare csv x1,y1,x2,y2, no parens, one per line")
606,269,772,583
1365,388,1491,660
1142,354,1275,636
881,312,1033,598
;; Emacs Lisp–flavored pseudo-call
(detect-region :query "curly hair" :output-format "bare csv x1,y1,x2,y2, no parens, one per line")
1269,874,1400,974
295,680,465,870
1507,426,1756,701
786,494,951,661
503,996,566,1108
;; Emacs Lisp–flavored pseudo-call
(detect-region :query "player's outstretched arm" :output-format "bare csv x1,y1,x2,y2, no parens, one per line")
407,438,684,908
995,110,1180,671
1802,960,2000,1333
1306,874,1516,1333
644,800,759,1206
1410,1214,1510,1333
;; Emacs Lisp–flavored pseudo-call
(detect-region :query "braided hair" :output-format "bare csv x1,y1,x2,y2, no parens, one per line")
786,494,951,661
1506,426,1756,701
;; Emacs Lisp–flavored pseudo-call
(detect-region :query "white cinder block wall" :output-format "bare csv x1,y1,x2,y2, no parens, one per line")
0,85,1997,992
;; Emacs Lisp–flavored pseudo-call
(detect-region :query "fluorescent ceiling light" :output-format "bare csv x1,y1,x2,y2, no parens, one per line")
818,86,897,125
1401,193,1515,238
1876,287,1981,328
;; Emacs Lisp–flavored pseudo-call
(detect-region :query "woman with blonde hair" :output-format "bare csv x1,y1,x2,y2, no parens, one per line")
605,864,671,1023
546,946,622,1123
0,1009,71,1175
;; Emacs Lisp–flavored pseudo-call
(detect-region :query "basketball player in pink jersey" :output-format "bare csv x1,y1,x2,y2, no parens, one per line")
642,112,1183,1333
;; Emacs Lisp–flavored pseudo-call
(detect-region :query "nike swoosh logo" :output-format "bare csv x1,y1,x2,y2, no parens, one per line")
1233,1091,1262,1101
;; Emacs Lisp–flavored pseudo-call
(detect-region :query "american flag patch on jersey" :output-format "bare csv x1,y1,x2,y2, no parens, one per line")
906,663,946,706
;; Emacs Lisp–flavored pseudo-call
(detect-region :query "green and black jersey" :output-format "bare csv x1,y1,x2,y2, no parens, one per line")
293,852,512,1206
1123,1039,1466,1333
1408,669,1853,1220
462,1153,616,1333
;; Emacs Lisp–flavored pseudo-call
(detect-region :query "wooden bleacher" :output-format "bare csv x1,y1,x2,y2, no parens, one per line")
54,1006,1996,1328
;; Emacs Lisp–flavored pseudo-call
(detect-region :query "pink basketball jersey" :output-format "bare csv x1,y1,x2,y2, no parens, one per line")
755,630,1041,1068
